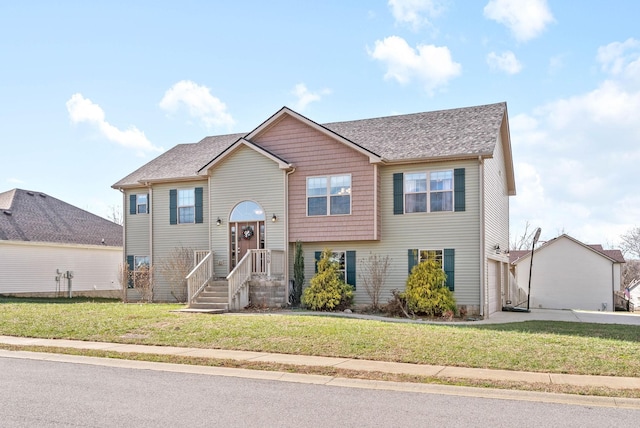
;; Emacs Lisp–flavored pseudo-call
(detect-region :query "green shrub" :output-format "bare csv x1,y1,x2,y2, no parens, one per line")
302,248,354,311
404,257,456,316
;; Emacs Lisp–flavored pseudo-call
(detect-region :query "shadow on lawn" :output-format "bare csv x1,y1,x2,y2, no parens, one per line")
471,320,640,342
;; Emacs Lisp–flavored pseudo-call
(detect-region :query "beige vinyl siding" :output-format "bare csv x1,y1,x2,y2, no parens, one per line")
292,159,482,309
253,114,377,242
150,180,210,301
0,240,122,294
125,188,150,256
482,129,511,313
209,145,286,278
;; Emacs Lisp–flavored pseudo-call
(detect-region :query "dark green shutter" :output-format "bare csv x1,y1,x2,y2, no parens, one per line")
126,255,134,288
346,251,356,288
454,168,465,212
129,195,136,215
195,187,203,224
444,248,455,291
314,251,321,273
146,193,150,214
393,173,404,215
408,249,418,275
169,189,177,225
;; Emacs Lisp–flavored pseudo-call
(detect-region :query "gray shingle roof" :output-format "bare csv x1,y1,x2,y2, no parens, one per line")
324,102,506,161
0,189,123,247
113,102,507,187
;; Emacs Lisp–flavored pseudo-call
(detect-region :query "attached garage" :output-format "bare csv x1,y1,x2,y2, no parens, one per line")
487,260,502,315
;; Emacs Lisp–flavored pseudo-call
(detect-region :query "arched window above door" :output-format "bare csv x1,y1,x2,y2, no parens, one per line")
230,200,265,222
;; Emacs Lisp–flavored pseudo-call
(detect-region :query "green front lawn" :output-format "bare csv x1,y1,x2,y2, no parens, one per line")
0,297,638,378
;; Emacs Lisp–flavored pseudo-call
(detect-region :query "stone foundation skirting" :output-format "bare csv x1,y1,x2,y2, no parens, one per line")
248,276,286,308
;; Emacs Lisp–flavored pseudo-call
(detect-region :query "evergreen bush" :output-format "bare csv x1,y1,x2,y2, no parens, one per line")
302,248,354,311
404,256,456,316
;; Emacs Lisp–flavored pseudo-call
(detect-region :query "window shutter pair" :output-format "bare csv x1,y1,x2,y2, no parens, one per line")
407,248,455,291
129,194,150,215
393,169,465,214
314,251,356,288
169,188,203,224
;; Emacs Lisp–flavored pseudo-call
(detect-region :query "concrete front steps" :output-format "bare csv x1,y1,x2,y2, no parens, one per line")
185,280,229,314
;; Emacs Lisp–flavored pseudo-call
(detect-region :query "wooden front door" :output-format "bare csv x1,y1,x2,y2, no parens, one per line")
230,221,264,269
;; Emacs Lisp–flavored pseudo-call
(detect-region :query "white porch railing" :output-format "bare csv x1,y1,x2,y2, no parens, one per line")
250,249,285,277
186,251,213,304
227,249,285,311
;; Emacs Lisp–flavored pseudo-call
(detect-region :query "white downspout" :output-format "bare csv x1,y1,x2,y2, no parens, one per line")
146,183,153,301
373,164,378,240
284,167,296,303
479,156,485,318
119,188,126,301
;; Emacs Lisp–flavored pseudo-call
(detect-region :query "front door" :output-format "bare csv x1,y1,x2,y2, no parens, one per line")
230,221,265,269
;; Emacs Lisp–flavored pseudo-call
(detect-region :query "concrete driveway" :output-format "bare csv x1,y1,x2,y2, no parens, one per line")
483,308,640,325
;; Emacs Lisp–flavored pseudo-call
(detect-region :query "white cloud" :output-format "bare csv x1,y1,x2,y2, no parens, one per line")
484,0,554,42
291,83,331,112
486,51,522,74
388,0,444,30
596,38,640,85
510,40,640,246
159,80,235,130
368,36,461,94
7,178,25,184
66,93,162,156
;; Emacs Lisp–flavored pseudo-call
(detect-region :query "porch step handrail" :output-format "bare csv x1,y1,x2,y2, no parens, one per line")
250,249,285,277
186,251,213,304
227,250,252,310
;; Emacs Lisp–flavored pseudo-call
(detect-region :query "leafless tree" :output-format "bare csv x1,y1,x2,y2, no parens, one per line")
107,204,123,225
133,264,154,302
117,263,131,302
359,253,391,310
510,221,533,250
622,259,640,289
620,227,640,259
158,246,194,302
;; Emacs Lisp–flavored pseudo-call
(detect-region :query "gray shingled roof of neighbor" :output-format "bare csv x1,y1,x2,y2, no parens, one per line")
112,102,507,188
0,189,123,247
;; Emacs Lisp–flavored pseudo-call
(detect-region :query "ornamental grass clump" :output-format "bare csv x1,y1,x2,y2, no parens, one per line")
302,248,354,311
404,257,456,317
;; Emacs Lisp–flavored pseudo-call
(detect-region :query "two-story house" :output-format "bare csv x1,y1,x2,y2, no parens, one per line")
112,102,515,318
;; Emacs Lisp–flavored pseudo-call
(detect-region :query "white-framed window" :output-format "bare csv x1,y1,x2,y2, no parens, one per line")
330,251,346,280
404,170,453,213
307,174,351,216
128,255,150,289
136,194,148,214
178,189,195,223
419,249,443,267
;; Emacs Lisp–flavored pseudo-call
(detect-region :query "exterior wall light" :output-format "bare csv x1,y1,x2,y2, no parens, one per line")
216,217,222,226
272,213,277,222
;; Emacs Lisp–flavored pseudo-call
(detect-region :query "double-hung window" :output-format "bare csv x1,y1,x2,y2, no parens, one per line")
178,189,195,224
127,255,149,289
136,194,148,214
419,250,443,267
404,170,453,213
307,174,351,216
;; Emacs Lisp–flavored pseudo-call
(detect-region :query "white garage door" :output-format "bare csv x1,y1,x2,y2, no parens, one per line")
487,260,501,315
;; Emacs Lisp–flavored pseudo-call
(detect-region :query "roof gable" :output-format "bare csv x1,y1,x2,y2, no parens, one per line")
245,107,383,164
0,189,122,247
511,234,625,265
198,138,292,173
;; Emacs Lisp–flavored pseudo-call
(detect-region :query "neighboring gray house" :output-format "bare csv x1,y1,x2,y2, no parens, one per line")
510,234,625,312
113,102,516,317
0,189,123,298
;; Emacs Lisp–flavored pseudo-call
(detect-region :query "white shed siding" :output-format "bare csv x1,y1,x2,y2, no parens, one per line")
0,241,122,295
208,145,286,278
514,237,615,311
150,180,210,301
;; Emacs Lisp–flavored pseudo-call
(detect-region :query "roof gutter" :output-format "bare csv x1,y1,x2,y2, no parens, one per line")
382,151,494,166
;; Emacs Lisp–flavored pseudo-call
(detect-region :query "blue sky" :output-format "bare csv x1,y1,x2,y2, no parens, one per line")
1,1,639,249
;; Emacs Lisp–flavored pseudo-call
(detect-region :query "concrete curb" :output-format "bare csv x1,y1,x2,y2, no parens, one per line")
1,335,639,391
